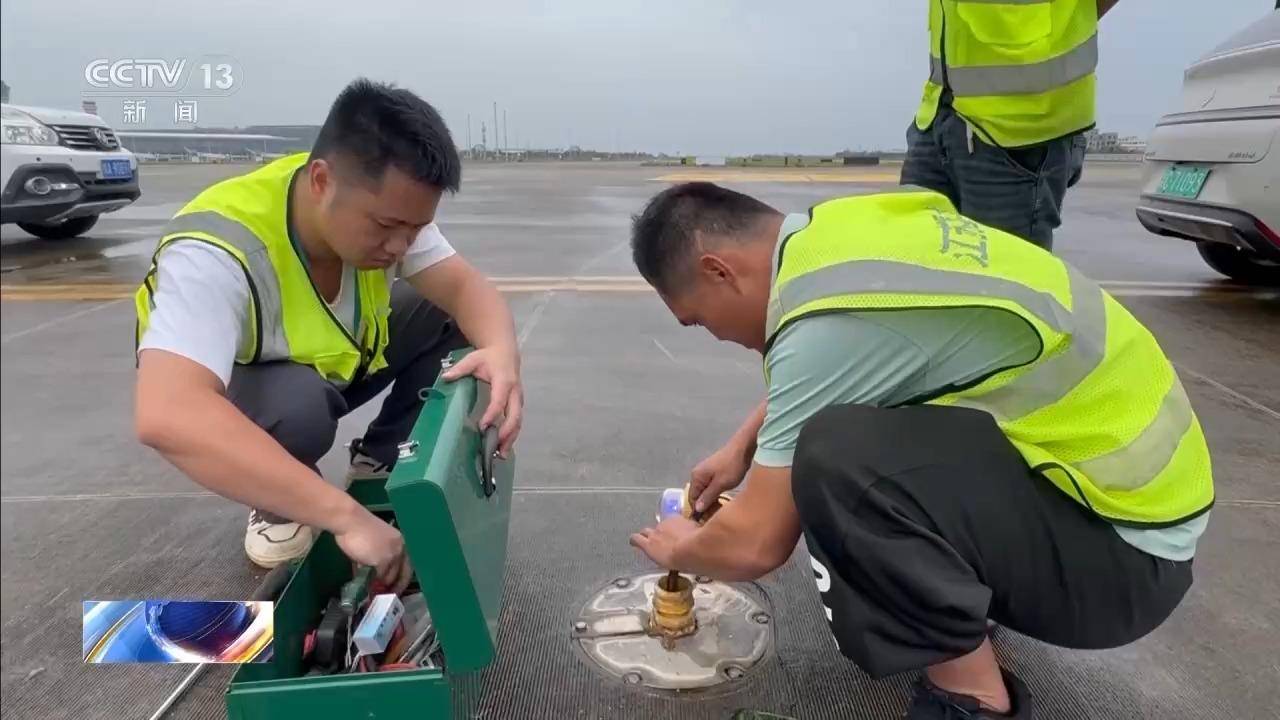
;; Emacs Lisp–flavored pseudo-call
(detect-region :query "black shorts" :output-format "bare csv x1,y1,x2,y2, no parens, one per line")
791,403,1195,679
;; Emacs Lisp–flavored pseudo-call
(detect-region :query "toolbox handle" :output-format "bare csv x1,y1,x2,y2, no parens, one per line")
419,373,500,497
480,425,500,498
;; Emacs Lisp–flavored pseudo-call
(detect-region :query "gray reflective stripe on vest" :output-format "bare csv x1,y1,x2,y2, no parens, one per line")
770,259,1105,422
766,295,782,343
953,265,1104,421
1073,375,1195,490
769,259,1073,340
766,188,960,337
953,0,1050,4
773,255,1194,496
929,33,1098,96
162,210,289,362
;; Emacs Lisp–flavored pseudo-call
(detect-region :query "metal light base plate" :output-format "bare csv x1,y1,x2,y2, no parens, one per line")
571,572,774,691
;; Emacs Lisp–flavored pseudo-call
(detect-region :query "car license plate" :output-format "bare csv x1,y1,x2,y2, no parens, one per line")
1156,165,1209,199
101,159,132,180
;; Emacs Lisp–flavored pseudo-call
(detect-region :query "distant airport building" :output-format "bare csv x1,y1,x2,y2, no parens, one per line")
727,153,880,167
1085,130,1120,153
1116,136,1147,153
116,130,302,162
241,125,322,150
115,123,658,164
115,126,316,157
1083,129,1146,155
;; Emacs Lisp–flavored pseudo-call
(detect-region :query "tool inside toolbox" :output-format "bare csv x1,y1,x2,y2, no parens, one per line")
301,513,446,676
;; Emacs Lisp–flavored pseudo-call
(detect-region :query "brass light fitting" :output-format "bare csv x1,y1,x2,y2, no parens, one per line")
648,573,696,649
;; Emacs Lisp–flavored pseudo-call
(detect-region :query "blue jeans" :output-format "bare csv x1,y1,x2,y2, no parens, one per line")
900,102,1087,251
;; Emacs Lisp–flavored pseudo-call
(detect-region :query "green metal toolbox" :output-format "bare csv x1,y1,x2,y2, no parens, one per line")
224,348,514,720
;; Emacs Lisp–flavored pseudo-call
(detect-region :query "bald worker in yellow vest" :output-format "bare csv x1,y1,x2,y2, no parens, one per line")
627,182,1211,719
901,0,1121,251
133,79,524,591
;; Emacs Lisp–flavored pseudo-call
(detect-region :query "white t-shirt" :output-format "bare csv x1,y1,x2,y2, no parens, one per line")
137,223,455,388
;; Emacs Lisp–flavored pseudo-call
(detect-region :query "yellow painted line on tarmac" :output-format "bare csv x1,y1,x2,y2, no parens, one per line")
490,275,643,283
497,283,651,293
0,278,655,302
651,171,902,183
1,283,138,291
1,285,137,301
6,278,1271,303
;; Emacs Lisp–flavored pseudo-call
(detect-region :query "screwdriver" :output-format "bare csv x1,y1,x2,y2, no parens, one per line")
337,565,377,672
340,565,376,616
340,515,399,615
665,500,705,590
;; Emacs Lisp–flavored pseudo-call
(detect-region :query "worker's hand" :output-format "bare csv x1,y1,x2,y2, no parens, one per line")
630,516,700,570
441,345,524,458
689,440,751,514
333,508,414,595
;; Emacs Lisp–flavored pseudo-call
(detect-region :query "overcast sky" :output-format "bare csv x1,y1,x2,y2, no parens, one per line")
0,1,1272,155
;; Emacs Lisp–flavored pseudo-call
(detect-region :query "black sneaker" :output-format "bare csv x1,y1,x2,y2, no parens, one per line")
903,668,1033,719
345,438,392,484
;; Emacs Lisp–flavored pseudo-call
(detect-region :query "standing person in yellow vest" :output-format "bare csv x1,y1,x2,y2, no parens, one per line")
627,183,1212,719
900,0,1121,251
133,79,524,590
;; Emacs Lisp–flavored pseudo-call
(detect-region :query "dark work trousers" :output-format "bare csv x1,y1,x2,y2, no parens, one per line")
900,95,1087,252
226,281,467,520
791,403,1195,680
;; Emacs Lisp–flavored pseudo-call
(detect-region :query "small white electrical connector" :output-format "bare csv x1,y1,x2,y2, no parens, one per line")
352,594,404,656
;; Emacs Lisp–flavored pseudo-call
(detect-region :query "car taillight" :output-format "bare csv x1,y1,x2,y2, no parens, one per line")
1256,218,1280,250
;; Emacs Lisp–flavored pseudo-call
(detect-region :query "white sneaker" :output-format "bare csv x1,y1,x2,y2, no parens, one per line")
244,509,313,568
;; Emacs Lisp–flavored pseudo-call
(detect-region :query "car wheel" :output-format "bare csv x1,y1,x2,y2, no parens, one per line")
1196,242,1280,286
16,215,100,240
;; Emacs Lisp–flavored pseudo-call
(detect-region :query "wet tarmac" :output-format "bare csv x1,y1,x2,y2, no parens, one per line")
2,161,1277,719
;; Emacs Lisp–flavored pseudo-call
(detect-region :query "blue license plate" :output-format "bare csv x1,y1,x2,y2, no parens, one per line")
101,159,132,180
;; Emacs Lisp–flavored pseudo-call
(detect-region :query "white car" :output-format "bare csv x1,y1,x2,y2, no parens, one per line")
1135,8,1280,284
1,103,140,240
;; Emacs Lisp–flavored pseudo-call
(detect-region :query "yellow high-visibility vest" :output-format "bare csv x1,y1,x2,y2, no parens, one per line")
766,188,1214,527
915,0,1098,147
134,153,392,385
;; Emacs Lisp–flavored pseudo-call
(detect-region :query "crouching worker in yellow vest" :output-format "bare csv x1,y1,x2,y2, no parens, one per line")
133,79,524,592
628,183,1212,719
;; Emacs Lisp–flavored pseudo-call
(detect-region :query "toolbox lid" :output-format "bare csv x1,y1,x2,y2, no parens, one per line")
385,348,514,674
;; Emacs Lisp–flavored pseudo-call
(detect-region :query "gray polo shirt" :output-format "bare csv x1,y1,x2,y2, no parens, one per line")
754,213,1207,561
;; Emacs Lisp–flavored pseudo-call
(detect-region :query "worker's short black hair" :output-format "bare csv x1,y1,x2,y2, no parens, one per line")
631,182,780,295
311,78,461,192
